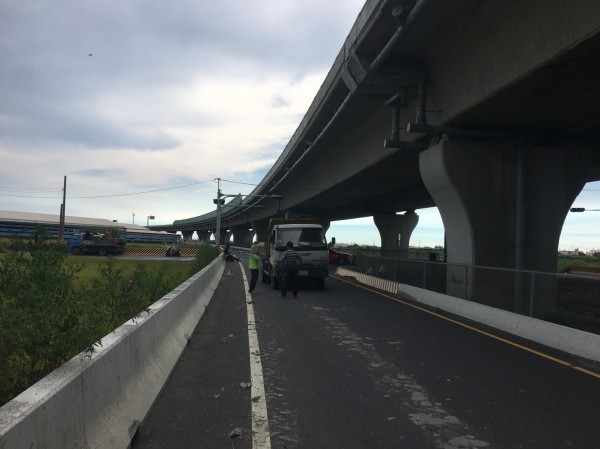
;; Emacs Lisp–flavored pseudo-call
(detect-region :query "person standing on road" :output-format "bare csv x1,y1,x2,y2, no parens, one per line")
248,241,261,293
280,241,303,298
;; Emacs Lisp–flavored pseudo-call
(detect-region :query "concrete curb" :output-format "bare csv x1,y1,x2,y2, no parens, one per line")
0,256,226,449
336,267,600,364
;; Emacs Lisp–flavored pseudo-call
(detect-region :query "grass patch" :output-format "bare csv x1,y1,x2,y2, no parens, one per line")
68,257,194,287
557,255,600,273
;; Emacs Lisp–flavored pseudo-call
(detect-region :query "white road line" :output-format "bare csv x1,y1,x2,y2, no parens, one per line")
239,262,272,449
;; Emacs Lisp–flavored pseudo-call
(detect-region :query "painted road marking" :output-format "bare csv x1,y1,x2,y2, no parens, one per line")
333,274,600,380
239,262,272,448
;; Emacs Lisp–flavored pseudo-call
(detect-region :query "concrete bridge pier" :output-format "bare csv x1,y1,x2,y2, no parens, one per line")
245,229,256,245
195,230,211,242
252,220,270,243
373,211,419,254
420,139,589,317
181,230,194,242
231,226,244,246
216,229,231,245
231,225,254,247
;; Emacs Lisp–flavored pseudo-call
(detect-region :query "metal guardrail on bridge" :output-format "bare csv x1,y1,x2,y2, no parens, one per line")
355,251,600,336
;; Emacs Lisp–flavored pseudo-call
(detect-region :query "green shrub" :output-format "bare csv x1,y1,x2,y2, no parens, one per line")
0,227,219,405
0,226,89,402
189,243,221,275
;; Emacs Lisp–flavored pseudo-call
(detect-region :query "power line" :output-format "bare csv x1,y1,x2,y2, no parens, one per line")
3,179,599,201
68,179,214,199
0,186,63,193
0,192,62,199
0,179,215,200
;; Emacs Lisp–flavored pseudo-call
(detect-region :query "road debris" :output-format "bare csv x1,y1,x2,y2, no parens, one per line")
229,427,244,438
220,334,234,344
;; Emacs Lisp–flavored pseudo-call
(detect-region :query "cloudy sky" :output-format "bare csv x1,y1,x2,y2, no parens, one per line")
1,0,599,250
0,1,365,220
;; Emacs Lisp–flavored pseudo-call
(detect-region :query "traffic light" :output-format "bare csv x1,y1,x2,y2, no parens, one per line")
570,207,586,212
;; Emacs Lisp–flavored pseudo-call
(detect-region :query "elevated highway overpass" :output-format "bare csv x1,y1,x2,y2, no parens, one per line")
4,3,600,447
153,0,600,315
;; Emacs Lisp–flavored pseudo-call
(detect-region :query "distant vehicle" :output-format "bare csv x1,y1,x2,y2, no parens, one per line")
328,248,355,265
67,232,126,256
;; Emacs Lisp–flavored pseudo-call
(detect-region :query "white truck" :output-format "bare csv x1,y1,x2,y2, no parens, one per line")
261,218,329,290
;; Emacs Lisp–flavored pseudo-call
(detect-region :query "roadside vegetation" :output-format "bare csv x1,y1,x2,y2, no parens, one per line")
0,227,220,405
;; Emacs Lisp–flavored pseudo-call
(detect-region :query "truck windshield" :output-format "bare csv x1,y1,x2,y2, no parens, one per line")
277,228,327,250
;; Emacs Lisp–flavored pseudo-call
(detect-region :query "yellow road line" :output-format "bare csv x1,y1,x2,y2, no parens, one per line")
333,274,600,380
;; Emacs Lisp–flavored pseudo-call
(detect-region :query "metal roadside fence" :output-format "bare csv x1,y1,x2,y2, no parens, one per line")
355,250,600,336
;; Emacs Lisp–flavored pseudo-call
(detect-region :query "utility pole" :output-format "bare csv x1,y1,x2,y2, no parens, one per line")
58,175,66,239
214,178,224,245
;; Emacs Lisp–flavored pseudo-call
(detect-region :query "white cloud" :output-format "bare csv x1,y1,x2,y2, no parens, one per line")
2,0,598,250
0,0,366,225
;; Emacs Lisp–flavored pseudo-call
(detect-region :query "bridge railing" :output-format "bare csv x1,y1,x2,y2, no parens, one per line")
355,251,600,336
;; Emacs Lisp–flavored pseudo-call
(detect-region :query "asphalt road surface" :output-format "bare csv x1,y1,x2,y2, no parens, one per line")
134,255,600,449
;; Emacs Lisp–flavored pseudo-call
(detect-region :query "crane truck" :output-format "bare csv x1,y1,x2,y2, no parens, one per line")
261,218,329,289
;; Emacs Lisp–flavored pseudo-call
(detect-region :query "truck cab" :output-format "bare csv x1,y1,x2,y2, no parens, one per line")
262,220,329,289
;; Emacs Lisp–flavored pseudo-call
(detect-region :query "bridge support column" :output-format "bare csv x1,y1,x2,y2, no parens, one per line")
420,139,588,317
252,220,270,243
181,230,194,242
232,225,254,247
221,230,232,245
195,230,211,242
213,229,230,245
373,211,419,254
231,226,243,246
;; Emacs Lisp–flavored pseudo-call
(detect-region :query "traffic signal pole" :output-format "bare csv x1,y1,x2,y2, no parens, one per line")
213,177,282,246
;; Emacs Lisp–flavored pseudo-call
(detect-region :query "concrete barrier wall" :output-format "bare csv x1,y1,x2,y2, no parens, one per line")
336,267,600,364
0,255,225,449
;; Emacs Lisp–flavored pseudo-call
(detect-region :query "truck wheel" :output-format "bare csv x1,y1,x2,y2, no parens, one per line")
98,248,107,256
71,247,80,255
